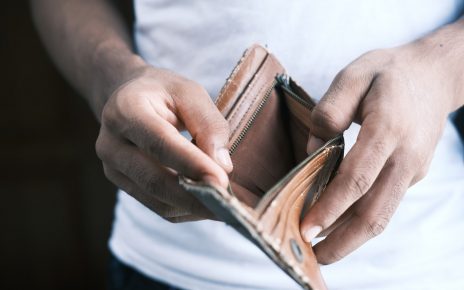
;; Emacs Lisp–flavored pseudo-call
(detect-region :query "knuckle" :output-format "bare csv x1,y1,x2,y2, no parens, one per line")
343,171,372,200
407,149,422,164
336,66,359,84
364,216,389,238
190,81,208,95
383,53,402,70
387,180,406,215
375,65,406,89
101,104,120,133
131,164,151,189
95,134,110,162
321,249,344,265
199,118,230,142
95,136,105,160
363,48,387,60
319,206,343,227
405,150,429,180
413,166,429,184
147,131,170,158
333,64,371,92
185,79,207,93
203,113,229,134
312,104,347,134
176,79,207,98
361,114,400,144
194,113,230,149
372,115,400,135
368,138,393,161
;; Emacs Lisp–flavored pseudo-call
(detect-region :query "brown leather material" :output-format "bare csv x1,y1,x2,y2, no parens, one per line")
216,44,270,116
179,45,344,290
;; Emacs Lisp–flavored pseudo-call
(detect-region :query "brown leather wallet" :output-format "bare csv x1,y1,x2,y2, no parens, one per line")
179,44,344,290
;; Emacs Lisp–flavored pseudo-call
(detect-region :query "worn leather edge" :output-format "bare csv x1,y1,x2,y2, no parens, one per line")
226,54,285,144
215,44,269,116
179,136,344,290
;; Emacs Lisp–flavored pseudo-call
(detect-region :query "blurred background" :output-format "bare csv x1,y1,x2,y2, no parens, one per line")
0,1,132,289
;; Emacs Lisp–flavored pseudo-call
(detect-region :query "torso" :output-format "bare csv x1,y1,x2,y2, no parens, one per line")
109,1,464,289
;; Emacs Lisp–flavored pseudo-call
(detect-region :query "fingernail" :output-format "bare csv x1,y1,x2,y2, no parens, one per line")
303,225,322,243
306,136,325,154
216,147,233,170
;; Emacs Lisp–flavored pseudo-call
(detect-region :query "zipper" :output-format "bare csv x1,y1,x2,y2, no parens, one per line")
276,74,311,110
229,79,278,155
229,74,310,155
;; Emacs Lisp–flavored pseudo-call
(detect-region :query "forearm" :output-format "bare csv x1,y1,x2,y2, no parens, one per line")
31,0,146,119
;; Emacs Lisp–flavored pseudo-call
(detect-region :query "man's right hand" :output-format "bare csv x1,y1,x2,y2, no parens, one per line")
96,66,233,222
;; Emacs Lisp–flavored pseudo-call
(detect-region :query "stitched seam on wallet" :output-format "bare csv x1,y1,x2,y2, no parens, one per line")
215,51,247,106
216,46,260,108
229,56,275,138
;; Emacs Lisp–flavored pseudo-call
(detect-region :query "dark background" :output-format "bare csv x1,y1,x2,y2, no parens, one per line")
0,1,133,289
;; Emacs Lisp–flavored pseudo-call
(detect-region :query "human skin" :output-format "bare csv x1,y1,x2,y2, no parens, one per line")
301,19,464,264
32,0,464,262
32,0,232,222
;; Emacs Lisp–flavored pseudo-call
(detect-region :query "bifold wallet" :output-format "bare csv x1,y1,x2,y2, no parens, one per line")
179,44,344,290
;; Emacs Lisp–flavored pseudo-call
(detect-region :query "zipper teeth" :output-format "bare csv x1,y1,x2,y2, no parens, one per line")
281,86,311,109
229,79,277,155
276,74,311,109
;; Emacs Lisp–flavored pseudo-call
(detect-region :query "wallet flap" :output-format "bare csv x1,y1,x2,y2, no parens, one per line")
179,137,343,290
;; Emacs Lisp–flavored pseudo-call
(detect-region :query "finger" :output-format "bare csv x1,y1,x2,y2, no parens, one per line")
109,104,229,188
307,63,374,152
104,165,213,221
97,130,215,219
174,82,233,172
102,164,188,217
301,117,397,242
313,157,412,264
166,215,207,223
317,206,355,238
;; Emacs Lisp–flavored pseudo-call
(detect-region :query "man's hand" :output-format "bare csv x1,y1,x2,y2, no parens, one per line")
96,66,233,222
32,0,232,222
301,20,464,264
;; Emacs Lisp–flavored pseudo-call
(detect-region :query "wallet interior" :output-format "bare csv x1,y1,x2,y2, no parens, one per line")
227,74,315,208
180,45,344,290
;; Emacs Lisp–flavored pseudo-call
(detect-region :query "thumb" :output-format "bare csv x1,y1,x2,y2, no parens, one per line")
175,81,233,173
307,66,374,153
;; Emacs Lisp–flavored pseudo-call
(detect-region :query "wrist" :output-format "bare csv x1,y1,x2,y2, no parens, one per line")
410,19,464,112
90,41,149,120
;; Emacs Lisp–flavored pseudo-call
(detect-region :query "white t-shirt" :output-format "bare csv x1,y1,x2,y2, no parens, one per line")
109,1,464,289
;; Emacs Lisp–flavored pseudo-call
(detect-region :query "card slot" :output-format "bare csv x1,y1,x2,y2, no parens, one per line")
256,151,329,237
288,116,310,163
270,169,319,240
229,181,261,209
226,54,284,146
229,88,295,206
228,79,315,209
278,185,327,290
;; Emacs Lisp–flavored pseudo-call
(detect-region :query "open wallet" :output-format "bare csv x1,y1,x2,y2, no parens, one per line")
179,44,344,290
